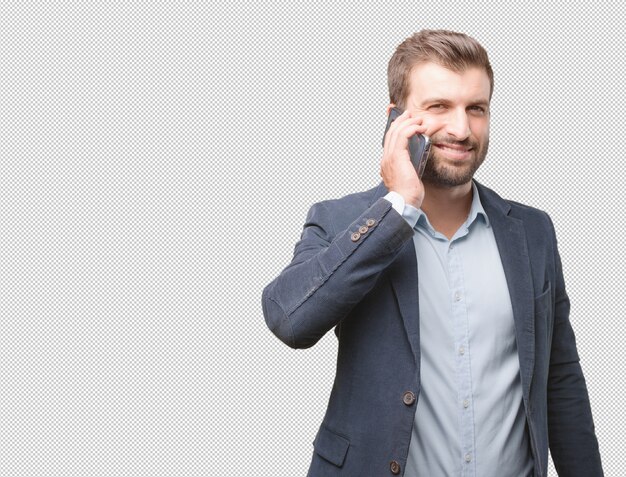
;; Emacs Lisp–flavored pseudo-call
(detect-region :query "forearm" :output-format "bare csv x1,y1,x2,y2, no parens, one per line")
262,197,414,348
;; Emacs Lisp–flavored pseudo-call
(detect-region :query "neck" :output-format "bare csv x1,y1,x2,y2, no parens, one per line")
420,180,474,239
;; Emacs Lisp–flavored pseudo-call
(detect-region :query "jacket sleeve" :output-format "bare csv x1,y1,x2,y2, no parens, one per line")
262,197,414,349
546,217,603,476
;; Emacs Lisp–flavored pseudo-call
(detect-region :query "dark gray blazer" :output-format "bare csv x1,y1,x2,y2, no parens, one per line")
262,181,603,477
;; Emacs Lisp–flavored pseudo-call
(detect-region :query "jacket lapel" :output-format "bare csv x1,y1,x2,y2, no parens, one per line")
370,183,420,365
389,243,420,365
476,182,535,401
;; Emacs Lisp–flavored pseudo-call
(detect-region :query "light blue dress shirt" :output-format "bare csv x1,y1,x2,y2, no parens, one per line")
385,181,533,477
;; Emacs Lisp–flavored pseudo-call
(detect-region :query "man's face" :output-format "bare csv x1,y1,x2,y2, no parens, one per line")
404,62,491,187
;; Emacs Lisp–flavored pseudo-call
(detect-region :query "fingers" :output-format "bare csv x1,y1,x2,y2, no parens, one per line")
379,110,428,208
383,111,427,153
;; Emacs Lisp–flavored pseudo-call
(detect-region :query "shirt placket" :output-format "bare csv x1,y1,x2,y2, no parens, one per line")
448,240,477,476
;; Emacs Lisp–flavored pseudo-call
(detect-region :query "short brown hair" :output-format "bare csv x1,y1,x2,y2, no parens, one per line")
387,30,494,108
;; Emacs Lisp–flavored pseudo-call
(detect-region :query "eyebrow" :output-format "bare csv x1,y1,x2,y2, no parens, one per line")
421,98,490,107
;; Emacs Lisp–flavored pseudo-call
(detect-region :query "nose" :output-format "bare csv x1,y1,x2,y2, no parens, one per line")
445,109,471,141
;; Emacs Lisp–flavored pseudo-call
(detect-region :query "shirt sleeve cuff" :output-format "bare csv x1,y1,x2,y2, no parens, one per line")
383,191,419,229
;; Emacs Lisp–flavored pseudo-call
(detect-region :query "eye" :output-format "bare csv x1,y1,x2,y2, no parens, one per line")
468,105,487,115
428,104,446,111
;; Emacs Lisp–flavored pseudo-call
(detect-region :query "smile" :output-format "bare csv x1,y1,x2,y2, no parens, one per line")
434,143,473,160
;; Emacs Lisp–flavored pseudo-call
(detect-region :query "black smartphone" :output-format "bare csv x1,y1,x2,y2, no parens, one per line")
382,107,431,178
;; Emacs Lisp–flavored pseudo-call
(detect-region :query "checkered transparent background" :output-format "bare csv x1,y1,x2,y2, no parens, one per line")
0,2,624,476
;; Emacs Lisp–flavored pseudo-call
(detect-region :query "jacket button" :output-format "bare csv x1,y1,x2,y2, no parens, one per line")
366,218,376,227
351,232,361,242
358,225,369,234
390,460,401,474
402,391,416,406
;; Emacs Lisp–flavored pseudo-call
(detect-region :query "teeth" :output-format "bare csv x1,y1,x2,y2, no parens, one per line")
439,145,468,152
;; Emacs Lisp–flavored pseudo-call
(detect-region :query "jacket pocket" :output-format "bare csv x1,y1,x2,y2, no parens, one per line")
313,425,350,467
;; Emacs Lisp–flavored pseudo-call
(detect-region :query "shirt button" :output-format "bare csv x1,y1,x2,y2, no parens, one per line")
463,399,470,408
465,453,472,463
454,292,462,301
459,346,465,355
390,460,401,474
402,391,416,406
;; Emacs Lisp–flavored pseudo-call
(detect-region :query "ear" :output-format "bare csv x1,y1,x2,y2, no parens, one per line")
385,103,396,116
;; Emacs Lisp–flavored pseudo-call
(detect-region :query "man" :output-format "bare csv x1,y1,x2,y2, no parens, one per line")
262,30,603,476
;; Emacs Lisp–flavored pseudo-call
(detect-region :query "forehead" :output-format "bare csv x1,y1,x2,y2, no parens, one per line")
407,62,491,103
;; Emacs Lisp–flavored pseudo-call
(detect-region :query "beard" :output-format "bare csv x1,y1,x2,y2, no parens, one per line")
421,134,489,187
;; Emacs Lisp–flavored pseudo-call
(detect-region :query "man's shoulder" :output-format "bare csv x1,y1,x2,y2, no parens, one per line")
315,183,386,210
307,183,387,234
476,181,555,232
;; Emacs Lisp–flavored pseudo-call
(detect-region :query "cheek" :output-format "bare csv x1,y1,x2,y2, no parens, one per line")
421,115,448,137
471,120,490,141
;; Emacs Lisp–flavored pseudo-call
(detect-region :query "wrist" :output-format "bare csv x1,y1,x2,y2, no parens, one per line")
384,191,420,228
394,189,422,209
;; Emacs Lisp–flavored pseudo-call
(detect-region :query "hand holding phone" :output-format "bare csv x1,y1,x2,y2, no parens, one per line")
382,107,431,177
380,107,428,208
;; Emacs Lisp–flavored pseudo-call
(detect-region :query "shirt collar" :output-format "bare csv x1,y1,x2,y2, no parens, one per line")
468,180,490,228
415,180,490,233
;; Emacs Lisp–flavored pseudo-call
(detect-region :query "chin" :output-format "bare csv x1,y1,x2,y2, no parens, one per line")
422,164,475,187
